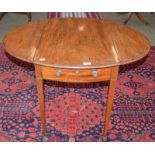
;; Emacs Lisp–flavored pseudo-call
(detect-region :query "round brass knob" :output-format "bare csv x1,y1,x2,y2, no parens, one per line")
55,69,62,77
92,70,98,78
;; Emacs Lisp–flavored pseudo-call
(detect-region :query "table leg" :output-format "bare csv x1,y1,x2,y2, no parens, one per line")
27,12,32,22
35,65,47,137
104,66,119,137
0,12,7,21
124,12,133,24
135,12,150,25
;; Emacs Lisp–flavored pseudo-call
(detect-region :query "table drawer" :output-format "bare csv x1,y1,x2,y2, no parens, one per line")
40,66,112,83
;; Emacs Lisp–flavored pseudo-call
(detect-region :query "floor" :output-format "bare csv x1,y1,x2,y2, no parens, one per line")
0,12,155,44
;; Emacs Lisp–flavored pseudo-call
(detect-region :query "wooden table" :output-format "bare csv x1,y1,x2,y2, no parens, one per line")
2,18,150,140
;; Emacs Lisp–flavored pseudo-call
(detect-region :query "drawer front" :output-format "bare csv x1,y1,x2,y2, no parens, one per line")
40,67,112,83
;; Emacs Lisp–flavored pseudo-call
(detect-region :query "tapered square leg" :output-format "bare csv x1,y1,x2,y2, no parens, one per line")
104,66,119,137
35,65,47,137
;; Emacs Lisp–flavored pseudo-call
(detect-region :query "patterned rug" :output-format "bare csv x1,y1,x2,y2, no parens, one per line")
0,131,14,142
47,12,101,19
0,43,154,142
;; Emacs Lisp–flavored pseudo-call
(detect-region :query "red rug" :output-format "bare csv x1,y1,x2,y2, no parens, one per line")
0,131,14,142
0,43,154,142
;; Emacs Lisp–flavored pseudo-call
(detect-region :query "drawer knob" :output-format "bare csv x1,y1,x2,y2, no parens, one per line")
55,69,62,77
92,70,98,78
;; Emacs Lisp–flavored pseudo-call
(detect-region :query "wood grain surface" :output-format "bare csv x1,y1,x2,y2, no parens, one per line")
3,18,150,69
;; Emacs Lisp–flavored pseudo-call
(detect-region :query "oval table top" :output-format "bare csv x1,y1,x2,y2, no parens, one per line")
3,18,150,69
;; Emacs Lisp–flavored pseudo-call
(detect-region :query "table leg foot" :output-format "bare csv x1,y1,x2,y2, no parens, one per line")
69,137,75,142
102,135,107,142
43,136,48,142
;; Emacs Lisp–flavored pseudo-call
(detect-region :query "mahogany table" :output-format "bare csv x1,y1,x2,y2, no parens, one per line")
2,18,150,140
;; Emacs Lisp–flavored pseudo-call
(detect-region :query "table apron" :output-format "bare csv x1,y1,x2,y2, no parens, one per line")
35,65,115,83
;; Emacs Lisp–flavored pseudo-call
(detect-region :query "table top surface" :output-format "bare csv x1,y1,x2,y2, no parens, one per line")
3,18,150,69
